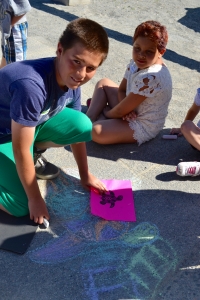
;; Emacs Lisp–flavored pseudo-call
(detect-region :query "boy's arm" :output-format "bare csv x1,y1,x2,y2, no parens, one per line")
104,92,146,119
70,142,107,192
11,120,49,224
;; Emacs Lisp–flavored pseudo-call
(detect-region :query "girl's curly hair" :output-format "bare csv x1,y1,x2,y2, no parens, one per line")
133,20,168,52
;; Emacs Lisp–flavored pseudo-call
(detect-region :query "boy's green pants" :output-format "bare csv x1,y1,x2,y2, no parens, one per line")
0,108,92,216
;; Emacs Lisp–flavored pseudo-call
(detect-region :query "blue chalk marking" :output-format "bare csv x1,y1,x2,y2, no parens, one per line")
29,170,177,299
120,222,159,248
83,266,135,300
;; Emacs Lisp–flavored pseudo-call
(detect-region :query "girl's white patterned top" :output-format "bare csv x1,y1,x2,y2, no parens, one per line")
124,59,172,145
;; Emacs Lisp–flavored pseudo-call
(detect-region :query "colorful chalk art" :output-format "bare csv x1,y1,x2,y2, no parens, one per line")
29,169,177,299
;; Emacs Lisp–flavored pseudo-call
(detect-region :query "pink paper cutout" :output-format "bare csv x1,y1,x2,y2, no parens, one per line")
90,179,136,222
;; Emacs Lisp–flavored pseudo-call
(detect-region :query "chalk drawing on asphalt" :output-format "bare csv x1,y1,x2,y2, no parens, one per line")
30,168,177,299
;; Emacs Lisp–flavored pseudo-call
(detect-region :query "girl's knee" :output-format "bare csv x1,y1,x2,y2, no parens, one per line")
92,124,105,144
96,77,112,88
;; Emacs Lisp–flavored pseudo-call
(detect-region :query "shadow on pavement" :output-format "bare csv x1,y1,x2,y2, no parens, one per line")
164,49,200,72
178,7,200,33
156,171,200,182
65,127,200,166
29,0,200,72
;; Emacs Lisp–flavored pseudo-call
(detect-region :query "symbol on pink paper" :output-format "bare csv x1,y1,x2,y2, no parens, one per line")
91,179,136,222
100,191,123,208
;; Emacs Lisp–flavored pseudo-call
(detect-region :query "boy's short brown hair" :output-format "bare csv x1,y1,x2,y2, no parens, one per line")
59,18,109,65
133,20,168,53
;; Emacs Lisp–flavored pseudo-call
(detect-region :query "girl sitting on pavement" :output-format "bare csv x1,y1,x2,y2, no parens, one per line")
171,88,200,177
86,20,172,145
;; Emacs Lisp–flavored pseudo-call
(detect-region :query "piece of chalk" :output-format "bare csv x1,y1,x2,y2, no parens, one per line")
162,135,177,140
43,218,49,228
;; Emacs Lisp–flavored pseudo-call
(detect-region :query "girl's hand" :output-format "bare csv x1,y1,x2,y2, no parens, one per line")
28,196,50,224
81,171,108,194
170,127,182,136
123,111,137,121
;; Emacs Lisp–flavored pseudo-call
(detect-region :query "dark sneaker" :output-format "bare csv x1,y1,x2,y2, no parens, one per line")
34,153,60,180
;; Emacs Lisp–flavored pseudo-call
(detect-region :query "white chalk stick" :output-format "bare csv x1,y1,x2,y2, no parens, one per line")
43,218,49,228
162,135,177,140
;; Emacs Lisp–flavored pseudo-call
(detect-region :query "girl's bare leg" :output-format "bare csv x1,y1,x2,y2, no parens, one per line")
86,78,119,122
92,119,137,144
181,120,200,150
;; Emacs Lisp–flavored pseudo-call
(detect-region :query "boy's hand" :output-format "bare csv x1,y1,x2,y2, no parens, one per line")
123,111,137,121
80,171,108,193
28,197,50,224
170,127,182,136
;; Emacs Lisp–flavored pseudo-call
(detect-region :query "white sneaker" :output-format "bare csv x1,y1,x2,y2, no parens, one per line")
176,161,200,177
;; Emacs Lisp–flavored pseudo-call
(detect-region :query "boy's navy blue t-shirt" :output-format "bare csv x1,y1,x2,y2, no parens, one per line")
0,57,81,143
